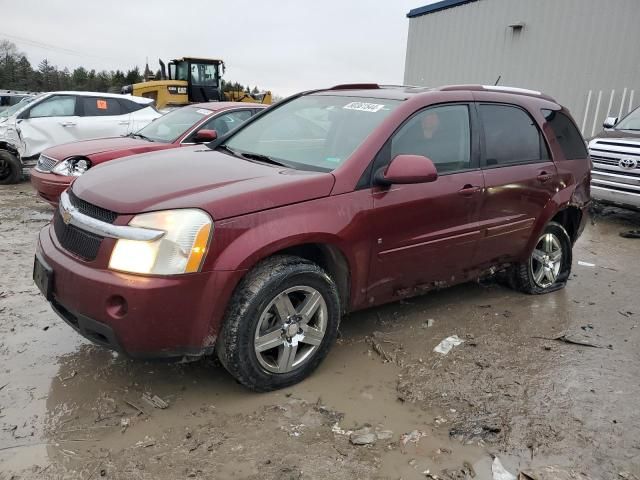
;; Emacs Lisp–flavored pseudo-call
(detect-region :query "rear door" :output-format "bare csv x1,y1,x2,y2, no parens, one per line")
474,103,558,267
19,94,80,156
76,96,131,139
366,103,485,304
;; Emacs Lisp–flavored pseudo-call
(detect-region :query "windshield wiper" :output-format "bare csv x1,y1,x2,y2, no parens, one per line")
617,128,640,131
129,133,154,141
238,151,290,168
215,144,242,158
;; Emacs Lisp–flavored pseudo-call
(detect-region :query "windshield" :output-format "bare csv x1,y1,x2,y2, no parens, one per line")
615,106,640,130
0,95,39,118
136,106,212,142
223,95,400,171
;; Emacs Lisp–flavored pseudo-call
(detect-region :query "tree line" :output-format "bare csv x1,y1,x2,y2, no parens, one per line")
0,40,263,95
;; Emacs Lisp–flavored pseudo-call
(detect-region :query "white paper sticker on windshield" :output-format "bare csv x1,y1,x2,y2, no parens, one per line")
196,109,212,115
343,102,385,113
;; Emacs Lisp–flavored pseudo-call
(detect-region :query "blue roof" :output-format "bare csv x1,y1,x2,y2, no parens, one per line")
407,0,479,18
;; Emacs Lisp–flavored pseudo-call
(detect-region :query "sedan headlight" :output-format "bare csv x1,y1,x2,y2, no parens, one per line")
52,157,91,177
109,209,213,275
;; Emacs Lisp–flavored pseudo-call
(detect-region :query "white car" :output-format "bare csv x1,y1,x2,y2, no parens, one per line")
0,91,161,184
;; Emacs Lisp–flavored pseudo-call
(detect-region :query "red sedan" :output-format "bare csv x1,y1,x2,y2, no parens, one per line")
30,102,266,205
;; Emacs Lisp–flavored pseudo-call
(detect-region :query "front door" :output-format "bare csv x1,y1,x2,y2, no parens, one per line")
366,104,485,305
474,103,559,267
19,94,79,157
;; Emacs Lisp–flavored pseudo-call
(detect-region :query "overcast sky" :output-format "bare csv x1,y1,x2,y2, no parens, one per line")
1,0,434,96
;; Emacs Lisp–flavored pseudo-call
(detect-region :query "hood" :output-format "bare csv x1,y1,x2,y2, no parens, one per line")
43,136,171,161
588,129,640,143
72,147,336,220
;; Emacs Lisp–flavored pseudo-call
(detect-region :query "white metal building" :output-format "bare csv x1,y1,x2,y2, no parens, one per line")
404,0,640,137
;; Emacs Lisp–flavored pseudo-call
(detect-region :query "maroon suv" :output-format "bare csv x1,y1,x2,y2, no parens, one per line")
34,84,590,391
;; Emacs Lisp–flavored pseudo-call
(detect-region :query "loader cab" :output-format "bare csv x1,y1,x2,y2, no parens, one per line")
167,57,224,103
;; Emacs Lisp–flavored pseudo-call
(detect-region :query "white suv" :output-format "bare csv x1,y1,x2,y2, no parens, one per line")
0,91,161,184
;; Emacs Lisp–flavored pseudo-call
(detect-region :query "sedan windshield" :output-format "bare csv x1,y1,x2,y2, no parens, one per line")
222,95,400,171
136,106,213,142
615,106,640,130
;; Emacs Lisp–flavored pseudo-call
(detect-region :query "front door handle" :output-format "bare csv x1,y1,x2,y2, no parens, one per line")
458,184,483,196
118,120,129,125
537,172,553,183
60,121,77,127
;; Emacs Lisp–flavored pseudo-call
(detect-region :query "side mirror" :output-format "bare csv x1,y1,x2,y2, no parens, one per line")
375,154,438,186
193,129,218,143
603,116,618,129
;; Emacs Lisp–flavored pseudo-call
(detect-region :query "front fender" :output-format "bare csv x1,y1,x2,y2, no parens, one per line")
206,191,373,309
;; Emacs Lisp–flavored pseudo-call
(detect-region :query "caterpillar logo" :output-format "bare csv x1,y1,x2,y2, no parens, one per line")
167,86,187,95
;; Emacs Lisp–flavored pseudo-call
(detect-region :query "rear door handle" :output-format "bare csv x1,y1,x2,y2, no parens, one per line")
458,184,483,196
118,120,129,125
537,172,553,183
60,121,77,127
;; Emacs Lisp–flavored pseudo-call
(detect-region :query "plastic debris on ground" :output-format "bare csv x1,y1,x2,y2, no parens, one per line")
434,335,464,355
492,456,516,480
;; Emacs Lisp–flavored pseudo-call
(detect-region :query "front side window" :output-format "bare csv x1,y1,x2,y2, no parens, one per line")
201,110,252,136
29,95,76,118
81,97,123,117
223,95,400,171
137,106,212,143
391,104,471,173
614,106,640,131
542,109,587,160
479,104,548,166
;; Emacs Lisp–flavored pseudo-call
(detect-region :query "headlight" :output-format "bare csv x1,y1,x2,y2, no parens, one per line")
52,158,91,176
108,209,213,275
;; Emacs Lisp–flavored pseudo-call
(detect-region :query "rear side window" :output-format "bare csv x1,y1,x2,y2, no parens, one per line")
122,99,148,112
479,104,548,166
542,109,587,159
81,97,122,116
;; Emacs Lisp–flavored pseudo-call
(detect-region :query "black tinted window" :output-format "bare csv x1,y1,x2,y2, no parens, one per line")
81,97,122,116
542,109,587,160
391,104,471,173
480,104,547,166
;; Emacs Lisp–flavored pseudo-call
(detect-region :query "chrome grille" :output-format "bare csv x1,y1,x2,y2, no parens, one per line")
35,154,58,172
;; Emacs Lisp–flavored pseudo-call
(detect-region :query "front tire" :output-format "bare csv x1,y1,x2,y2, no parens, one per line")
511,221,572,294
217,255,341,392
0,151,21,185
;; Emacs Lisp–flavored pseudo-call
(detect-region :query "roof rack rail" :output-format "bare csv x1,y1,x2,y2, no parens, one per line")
439,84,555,101
378,84,425,89
329,83,380,90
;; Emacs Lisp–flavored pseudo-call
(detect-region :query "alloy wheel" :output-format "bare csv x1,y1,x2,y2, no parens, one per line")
253,286,328,374
530,233,563,288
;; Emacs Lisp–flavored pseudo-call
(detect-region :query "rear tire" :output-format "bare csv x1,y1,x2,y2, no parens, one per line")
216,255,341,392
0,150,21,185
510,221,572,294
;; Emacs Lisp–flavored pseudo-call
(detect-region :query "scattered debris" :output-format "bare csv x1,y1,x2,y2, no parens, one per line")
120,417,130,434
349,427,377,445
375,429,393,441
491,456,516,480
434,335,464,355
142,393,169,409
620,230,640,239
366,332,403,364
518,465,594,479
400,429,426,446
57,370,77,382
577,261,595,267
422,319,435,328
135,436,156,448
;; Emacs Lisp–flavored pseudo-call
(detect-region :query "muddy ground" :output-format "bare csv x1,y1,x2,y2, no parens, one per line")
1,182,639,480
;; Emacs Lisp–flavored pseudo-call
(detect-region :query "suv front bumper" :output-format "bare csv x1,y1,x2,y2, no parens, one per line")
36,224,245,358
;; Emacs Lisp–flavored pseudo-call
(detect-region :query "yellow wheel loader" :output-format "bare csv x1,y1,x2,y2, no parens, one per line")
122,57,272,109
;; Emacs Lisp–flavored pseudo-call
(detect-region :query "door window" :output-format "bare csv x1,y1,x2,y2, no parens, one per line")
81,97,123,116
479,104,548,166
201,110,253,136
391,104,471,173
29,95,76,118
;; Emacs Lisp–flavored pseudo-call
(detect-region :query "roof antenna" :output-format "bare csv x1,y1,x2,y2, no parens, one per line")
494,75,501,86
